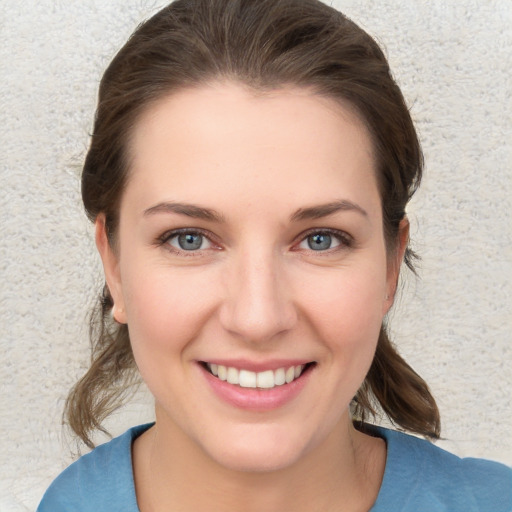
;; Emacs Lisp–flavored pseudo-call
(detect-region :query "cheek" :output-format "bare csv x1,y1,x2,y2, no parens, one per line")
121,263,219,360
295,260,387,368
120,267,221,412
300,263,387,330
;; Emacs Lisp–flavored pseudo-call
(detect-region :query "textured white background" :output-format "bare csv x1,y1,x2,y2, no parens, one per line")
1,0,511,510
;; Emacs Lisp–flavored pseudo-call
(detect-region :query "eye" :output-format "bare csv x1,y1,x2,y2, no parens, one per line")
303,232,338,251
166,231,213,251
296,230,351,252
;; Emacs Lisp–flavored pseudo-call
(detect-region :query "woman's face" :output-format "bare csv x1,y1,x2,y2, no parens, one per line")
98,83,404,472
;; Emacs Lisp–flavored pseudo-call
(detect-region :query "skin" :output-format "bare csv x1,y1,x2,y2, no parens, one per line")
96,82,408,512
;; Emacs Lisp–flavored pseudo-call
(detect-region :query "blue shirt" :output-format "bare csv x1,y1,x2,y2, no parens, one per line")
37,423,512,511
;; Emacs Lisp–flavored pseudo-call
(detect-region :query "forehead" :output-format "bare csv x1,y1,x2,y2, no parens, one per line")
124,82,380,220
130,82,374,162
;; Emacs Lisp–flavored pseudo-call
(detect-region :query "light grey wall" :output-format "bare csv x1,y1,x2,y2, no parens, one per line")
1,1,510,510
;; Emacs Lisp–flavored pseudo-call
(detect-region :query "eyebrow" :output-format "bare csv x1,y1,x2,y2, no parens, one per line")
290,200,368,222
143,199,367,223
143,202,225,223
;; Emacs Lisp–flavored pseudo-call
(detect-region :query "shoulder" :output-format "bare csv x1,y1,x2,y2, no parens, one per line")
458,456,512,510
371,426,512,512
36,424,153,512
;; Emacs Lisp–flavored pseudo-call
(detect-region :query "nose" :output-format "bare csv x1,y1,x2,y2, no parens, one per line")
219,248,297,344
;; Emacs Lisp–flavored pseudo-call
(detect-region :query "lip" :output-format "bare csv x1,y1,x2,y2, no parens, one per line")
199,360,315,411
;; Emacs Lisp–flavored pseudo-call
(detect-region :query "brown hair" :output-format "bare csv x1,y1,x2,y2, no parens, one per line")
67,0,440,449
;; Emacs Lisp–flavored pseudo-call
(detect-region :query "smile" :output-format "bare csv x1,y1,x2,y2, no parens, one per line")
204,362,312,389
200,360,316,410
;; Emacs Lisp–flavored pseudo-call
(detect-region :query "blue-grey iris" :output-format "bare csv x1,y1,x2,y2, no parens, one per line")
178,233,203,250
308,233,331,250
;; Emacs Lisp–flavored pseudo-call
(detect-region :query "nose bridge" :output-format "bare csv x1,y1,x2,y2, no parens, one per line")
220,243,296,342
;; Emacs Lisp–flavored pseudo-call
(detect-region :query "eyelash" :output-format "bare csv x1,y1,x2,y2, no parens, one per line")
156,227,353,256
157,228,218,256
295,228,354,253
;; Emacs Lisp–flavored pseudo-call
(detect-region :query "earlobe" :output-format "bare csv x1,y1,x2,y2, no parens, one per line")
95,215,127,324
384,218,410,313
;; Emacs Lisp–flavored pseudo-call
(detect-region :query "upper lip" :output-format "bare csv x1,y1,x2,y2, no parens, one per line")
199,359,315,372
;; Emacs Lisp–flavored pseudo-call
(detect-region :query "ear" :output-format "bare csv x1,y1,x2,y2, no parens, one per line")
95,214,127,324
383,217,410,314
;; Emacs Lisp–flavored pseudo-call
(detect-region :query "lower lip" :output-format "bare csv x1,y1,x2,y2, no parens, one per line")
200,364,313,411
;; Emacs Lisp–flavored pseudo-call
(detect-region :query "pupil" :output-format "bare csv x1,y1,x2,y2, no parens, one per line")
308,233,331,250
178,233,202,250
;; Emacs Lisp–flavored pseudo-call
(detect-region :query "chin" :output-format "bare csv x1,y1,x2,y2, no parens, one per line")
214,445,302,474
201,425,314,473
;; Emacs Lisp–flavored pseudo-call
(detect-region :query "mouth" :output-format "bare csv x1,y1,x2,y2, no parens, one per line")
200,361,316,389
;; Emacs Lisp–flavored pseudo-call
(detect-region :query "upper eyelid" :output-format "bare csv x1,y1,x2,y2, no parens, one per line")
295,227,353,243
159,227,215,242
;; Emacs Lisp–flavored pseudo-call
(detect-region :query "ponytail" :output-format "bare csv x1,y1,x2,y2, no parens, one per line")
354,326,441,439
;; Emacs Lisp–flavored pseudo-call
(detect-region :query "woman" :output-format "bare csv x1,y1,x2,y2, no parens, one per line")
37,0,511,510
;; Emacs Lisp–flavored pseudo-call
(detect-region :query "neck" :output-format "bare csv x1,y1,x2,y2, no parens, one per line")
133,408,385,512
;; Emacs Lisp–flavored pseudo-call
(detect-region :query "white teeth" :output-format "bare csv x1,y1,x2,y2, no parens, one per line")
217,365,227,381
226,367,239,385
206,363,308,388
239,369,257,388
256,370,275,389
274,367,286,386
